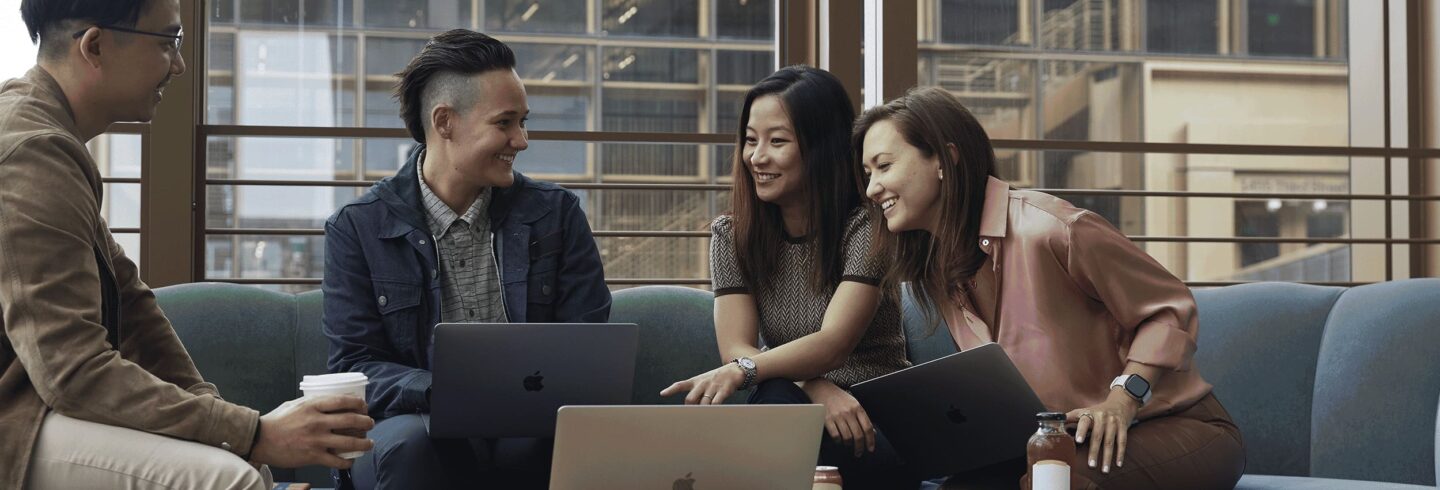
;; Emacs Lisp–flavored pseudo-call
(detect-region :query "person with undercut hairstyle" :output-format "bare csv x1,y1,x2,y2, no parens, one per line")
322,29,610,489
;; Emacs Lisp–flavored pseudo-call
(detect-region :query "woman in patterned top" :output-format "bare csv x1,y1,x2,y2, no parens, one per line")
660,66,913,488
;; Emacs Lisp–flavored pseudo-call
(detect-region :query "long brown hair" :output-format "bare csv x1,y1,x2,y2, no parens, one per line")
729,65,861,293
851,87,998,329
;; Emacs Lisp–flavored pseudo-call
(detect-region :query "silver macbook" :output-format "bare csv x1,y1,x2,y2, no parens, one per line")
427,323,639,439
549,405,825,490
850,342,1047,479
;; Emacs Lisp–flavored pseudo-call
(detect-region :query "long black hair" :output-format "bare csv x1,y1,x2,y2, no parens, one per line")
729,65,861,293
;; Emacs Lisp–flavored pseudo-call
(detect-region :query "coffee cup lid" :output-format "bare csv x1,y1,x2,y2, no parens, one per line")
300,372,368,389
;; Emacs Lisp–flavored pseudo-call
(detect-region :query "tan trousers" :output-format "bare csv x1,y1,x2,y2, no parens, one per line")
24,412,274,490
945,394,1246,490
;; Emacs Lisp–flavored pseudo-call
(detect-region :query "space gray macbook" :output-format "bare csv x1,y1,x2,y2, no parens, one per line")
850,342,1047,479
549,405,825,490
426,322,639,439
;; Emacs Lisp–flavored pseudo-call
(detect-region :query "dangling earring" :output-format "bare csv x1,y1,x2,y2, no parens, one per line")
938,168,944,180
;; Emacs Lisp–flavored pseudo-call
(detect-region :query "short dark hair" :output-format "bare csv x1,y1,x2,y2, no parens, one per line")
394,29,517,143
21,0,152,59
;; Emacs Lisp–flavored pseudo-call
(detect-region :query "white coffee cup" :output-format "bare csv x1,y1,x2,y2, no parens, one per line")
299,372,369,459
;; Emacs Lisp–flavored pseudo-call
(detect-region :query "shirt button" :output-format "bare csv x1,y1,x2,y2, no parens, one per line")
221,442,232,451
432,269,438,277
419,239,426,245
378,295,388,307
542,285,552,295
981,238,990,247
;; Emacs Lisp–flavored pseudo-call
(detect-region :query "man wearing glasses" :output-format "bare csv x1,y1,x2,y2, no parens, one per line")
0,1,375,488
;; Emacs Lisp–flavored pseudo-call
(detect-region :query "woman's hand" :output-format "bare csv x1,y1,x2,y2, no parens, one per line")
659,363,745,405
1065,390,1141,474
802,378,876,458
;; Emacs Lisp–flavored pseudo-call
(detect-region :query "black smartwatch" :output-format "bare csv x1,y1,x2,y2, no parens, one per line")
1110,374,1151,405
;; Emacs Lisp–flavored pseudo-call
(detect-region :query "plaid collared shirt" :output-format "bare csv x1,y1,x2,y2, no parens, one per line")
418,155,507,324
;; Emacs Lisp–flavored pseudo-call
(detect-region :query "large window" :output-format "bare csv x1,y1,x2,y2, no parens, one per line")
916,0,1374,283
204,0,776,290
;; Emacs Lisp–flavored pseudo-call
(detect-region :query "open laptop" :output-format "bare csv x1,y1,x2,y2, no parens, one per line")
850,342,1047,479
549,405,825,490
426,323,639,439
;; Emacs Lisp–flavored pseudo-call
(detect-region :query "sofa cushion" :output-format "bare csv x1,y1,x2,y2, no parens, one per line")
609,286,744,404
1192,282,1343,477
159,282,298,416
156,282,307,484
296,290,329,387
1309,279,1440,485
1236,475,1433,490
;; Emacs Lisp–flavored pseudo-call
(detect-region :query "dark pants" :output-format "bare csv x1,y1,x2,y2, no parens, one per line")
940,394,1245,490
344,414,552,490
749,379,918,490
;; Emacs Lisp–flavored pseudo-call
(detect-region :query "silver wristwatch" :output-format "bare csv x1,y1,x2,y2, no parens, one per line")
731,357,758,390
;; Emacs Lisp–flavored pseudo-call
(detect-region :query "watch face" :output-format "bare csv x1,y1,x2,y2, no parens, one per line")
1124,375,1149,397
739,358,756,369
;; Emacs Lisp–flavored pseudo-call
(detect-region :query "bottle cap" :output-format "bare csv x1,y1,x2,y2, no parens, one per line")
1036,412,1066,421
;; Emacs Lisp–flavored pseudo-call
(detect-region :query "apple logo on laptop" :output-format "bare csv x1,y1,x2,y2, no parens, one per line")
672,472,695,490
945,404,968,424
523,371,544,392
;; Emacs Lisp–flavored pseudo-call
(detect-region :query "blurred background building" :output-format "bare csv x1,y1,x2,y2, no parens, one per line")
11,0,1429,292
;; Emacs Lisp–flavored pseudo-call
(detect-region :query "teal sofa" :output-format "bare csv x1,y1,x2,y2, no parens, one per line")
156,280,1440,488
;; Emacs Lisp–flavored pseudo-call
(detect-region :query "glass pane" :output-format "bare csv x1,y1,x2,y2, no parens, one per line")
103,184,142,229
716,0,775,40
601,0,699,38
89,133,144,178
113,233,141,269
716,50,774,86
917,55,1036,139
226,33,356,126
365,37,427,78
601,142,700,178
485,0,587,34
590,189,724,232
971,151,1359,282
204,235,325,285
364,0,470,30
1040,0,1124,52
603,47,699,83
597,237,710,280
513,44,590,82
1248,0,1316,57
1039,61,1141,141
238,0,352,26
1146,0,1218,54
209,0,776,131
936,0,1025,46
206,185,364,230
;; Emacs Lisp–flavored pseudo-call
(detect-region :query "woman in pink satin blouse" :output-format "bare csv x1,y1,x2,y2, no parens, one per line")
853,87,1245,490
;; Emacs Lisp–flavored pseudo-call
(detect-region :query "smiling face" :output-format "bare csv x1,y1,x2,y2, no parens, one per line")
101,0,186,123
743,95,806,208
861,119,944,234
441,69,529,188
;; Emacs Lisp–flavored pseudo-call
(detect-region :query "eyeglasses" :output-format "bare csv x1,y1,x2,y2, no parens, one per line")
72,25,184,52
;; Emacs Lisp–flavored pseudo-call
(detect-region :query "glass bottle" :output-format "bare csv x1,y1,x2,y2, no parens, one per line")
1027,412,1075,490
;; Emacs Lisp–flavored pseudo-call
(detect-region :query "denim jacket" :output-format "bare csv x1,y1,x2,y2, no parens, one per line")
322,146,611,419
